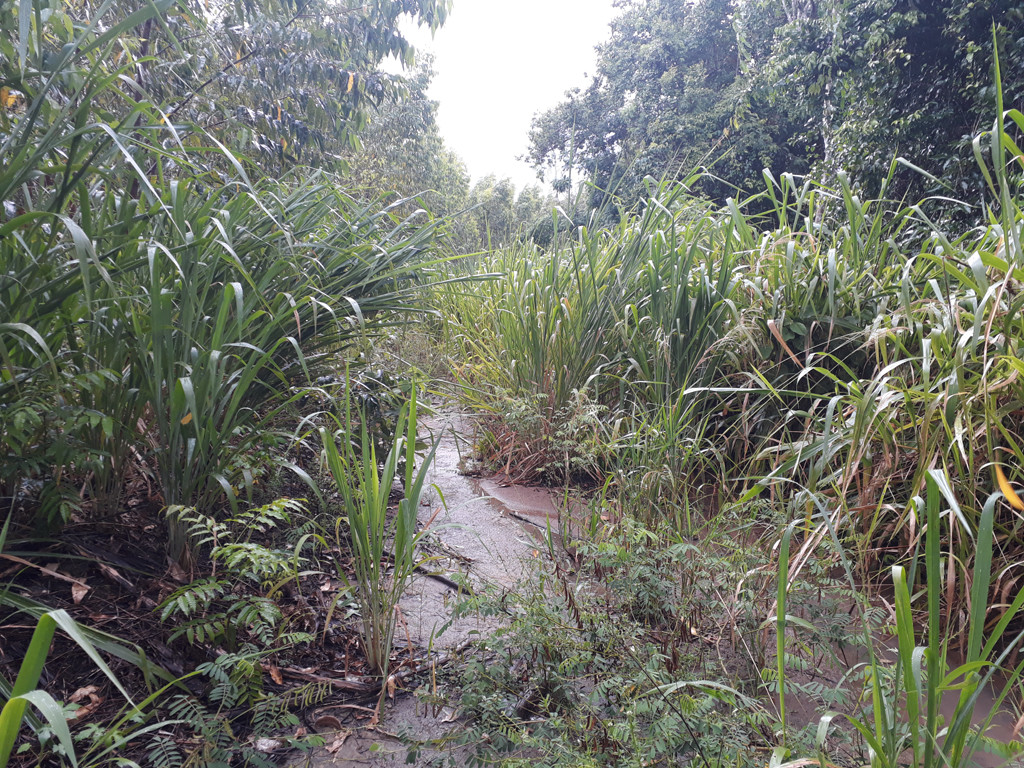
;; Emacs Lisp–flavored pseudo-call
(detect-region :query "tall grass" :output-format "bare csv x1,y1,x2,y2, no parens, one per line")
444,128,1024,592
437,61,1024,764
437,183,739,488
442,185,737,412
1,0,448,555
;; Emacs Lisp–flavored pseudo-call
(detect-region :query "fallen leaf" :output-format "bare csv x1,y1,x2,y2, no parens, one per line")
996,462,1024,511
69,687,103,721
268,665,283,685
71,581,89,604
325,730,350,754
294,726,307,738
134,594,158,611
72,700,103,721
386,674,396,699
98,562,133,589
69,686,100,703
166,559,188,584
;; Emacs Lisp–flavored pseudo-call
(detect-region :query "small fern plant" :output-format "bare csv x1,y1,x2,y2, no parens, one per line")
138,655,329,768
159,498,314,652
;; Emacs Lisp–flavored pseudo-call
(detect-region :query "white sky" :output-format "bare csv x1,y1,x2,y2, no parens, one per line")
399,0,620,192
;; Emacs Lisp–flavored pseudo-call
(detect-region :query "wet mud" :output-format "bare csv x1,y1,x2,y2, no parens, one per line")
296,405,1022,767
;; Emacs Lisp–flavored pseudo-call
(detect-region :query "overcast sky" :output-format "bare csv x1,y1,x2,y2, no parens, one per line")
399,0,620,192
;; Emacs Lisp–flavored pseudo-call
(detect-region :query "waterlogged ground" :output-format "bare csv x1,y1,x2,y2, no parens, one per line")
293,406,1022,768
297,405,560,766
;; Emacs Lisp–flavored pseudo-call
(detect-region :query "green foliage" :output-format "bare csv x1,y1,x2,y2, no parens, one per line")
0,611,117,768
528,0,1024,213
0,514,147,768
119,654,328,768
0,0,451,763
439,70,1024,766
454,175,557,251
435,516,774,767
774,474,1024,768
527,0,804,211
0,0,452,550
0,0,450,174
438,181,738,481
159,498,313,651
320,385,439,678
342,59,470,221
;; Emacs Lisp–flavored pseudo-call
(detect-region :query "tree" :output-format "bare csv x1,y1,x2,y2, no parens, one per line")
528,0,1024,214
527,0,802,212
182,0,452,170
455,176,557,251
341,59,470,219
756,0,1024,200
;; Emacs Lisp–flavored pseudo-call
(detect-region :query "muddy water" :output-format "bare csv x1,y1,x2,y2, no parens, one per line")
298,406,560,767
782,613,1022,767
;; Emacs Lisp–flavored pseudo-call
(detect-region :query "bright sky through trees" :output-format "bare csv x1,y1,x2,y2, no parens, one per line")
401,0,618,190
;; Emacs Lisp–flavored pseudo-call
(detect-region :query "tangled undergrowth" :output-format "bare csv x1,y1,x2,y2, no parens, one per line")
4,0,1024,764
427,70,1024,767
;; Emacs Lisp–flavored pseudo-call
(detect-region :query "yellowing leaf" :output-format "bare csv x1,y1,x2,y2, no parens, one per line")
346,72,355,94
180,412,193,426
995,462,1024,511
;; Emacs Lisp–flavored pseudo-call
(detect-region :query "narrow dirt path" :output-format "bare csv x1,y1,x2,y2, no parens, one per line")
298,404,557,766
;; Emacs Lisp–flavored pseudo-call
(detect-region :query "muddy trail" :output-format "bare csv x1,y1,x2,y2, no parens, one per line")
297,404,562,766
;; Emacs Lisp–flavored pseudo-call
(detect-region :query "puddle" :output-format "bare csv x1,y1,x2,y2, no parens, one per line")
476,479,559,522
417,407,554,589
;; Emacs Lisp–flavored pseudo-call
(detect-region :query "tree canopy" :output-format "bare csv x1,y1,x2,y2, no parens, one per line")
341,60,470,218
528,0,1024,213
0,0,451,181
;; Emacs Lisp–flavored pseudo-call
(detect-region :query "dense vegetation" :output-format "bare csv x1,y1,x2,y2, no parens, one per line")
3,0,1024,767
528,0,1024,215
